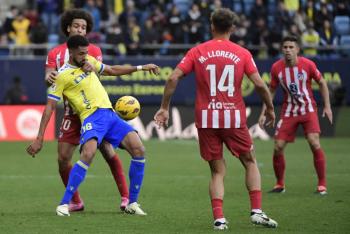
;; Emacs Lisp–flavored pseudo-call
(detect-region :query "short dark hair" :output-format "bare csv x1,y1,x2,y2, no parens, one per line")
60,9,93,37
67,35,89,49
282,35,300,46
210,8,239,33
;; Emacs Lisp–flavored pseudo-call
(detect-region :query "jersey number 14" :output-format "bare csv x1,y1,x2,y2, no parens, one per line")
206,64,235,97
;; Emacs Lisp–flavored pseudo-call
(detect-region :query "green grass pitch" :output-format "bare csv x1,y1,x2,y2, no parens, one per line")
0,138,349,233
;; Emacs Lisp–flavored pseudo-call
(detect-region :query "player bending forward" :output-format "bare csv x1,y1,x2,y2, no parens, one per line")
154,8,277,230
259,35,332,195
45,9,129,211
27,35,160,216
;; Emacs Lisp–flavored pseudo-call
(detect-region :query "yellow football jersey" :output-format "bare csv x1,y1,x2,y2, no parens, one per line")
48,55,112,122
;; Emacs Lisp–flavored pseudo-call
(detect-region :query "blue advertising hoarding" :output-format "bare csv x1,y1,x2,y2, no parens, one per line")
0,58,348,105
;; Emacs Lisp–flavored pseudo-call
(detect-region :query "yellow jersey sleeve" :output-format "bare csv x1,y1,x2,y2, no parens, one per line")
87,55,105,75
47,73,66,102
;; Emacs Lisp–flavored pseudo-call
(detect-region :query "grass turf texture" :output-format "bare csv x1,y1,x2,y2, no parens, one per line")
0,138,349,233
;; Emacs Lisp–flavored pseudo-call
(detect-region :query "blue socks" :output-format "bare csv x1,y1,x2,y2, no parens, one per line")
129,157,145,204
60,160,89,205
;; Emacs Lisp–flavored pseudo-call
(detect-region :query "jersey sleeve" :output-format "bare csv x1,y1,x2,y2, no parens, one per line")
87,55,105,75
89,45,103,62
269,63,279,90
176,48,195,75
244,51,258,76
309,60,322,82
45,48,57,69
47,73,65,102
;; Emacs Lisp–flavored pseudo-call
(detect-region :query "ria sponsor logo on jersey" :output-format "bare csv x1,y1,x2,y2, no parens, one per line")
207,99,236,110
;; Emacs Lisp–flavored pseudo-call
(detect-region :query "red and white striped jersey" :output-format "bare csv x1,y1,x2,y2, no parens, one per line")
45,43,102,116
177,39,258,129
270,56,322,117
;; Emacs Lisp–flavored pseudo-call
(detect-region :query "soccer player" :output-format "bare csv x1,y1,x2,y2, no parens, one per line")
45,9,129,212
26,35,159,216
154,8,278,230
258,35,333,195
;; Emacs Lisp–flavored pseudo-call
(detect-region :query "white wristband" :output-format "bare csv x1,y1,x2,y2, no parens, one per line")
136,65,143,71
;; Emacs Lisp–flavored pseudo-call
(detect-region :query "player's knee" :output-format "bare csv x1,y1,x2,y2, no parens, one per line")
309,140,321,150
274,144,284,154
307,136,320,150
57,151,72,165
130,145,146,157
240,152,256,165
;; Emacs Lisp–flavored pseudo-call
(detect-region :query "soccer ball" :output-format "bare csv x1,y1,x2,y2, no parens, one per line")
114,96,141,120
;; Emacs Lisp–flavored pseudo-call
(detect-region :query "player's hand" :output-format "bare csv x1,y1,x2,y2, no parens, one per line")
264,107,276,128
45,71,58,84
322,106,333,125
258,114,266,129
26,139,43,158
82,61,96,73
154,108,169,128
142,64,160,75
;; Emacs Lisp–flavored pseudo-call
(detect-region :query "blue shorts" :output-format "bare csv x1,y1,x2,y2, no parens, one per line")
80,108,135,148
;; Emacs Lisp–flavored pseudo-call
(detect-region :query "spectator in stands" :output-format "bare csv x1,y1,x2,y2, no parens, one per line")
274,1,292,34
119,0,141,28
3,5,19,43
230,14,249,47
249,17,269,58
149,5,167,34
293,8,307,34
185,3,205,43
96,0,109,33
4,76,28,104
125,17,141,55
314,3,333,32
284,0,299,17
173,0,193,17
319,19,337,57
30,18,48,55
24,8,39,28
268,24,283,57
9,11,31,46
334,1,350,16
209,0,223,12
286,23,301,38
303,0,316,23
141,19,160,44
84,0,101,32
105,23,127,56
167,5,185,43
250,0,267,23
301,21,320,57
37,0,59,34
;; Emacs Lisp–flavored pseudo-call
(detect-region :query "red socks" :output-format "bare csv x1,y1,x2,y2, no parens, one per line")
249,190,262,210
59,164,81,203
312,148,326,187
211,198,224,220
273,154,285,187
107,155,129,198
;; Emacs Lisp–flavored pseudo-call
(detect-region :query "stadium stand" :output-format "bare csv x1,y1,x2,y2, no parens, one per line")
0,0,349,57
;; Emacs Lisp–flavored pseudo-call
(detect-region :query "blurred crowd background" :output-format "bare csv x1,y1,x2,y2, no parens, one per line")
0,0,350,58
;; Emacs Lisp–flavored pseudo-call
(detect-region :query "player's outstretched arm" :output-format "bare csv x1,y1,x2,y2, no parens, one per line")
248,72,275,129
154,68,184,128
26,99,57,157
102,64,160,76
318,78,333,124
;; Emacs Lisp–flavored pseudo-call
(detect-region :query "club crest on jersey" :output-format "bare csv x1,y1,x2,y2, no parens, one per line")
297,72,304,80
